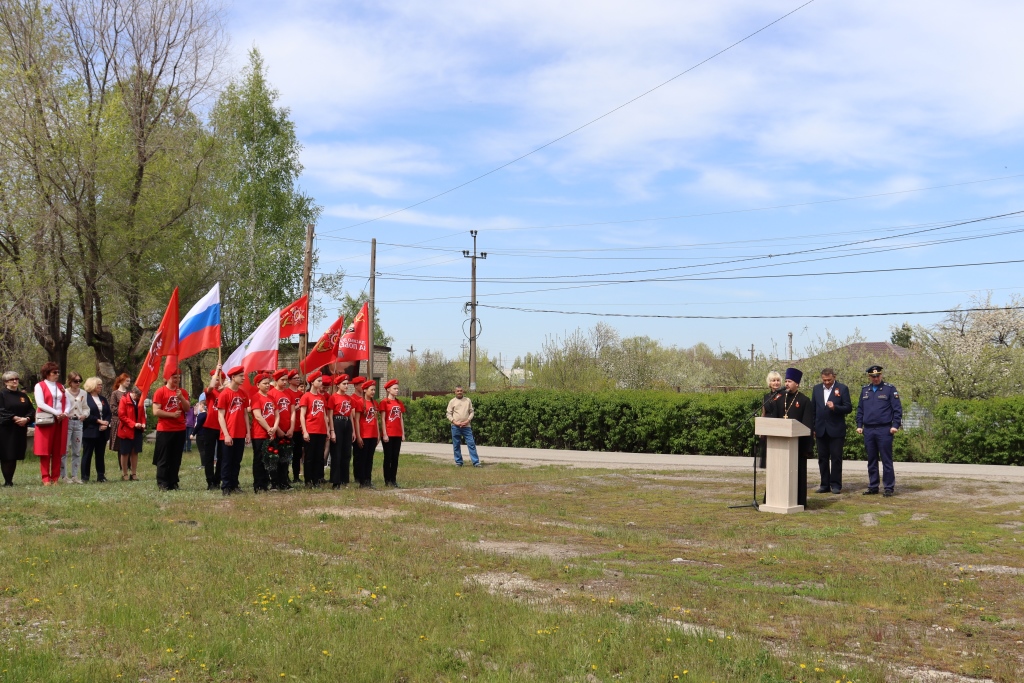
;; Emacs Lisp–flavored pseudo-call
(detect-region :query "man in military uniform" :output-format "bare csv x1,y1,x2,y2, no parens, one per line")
855,365,903,497
765,367,815,506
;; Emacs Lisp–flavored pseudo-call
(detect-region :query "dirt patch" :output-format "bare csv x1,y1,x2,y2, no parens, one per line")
659,617,727,638
860,513,879,527
466,572,554,603
670,557,724,568
952,563,1024,576
274,544,342,563
300,507,405,520
393,492,477,510
887,665,994,683
996,521,1023,529
462,540,591,561
911,513,930,521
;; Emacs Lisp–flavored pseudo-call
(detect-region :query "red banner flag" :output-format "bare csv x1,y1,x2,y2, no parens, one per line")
337,302,369,363
137,288,180,398
280,294,308,337
301,315,345,373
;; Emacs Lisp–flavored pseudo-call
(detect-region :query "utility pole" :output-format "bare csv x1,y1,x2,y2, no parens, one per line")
299,223,314,361
749,344,755,362
787,332,793,362
463,231,487,391
406,345,416,363
368,238,376,386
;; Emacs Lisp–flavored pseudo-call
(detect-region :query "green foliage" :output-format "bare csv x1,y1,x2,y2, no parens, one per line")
340,291,392,347
890,322,913,348
931,396,1024,465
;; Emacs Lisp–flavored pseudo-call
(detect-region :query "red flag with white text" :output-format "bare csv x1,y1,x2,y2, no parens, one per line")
280,295,308,337
337,302,369,363
301,315,345,373
137,288,180,398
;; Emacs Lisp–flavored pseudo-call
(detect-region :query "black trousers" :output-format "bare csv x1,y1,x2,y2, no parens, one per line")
292,435,304,481
816,433,845,490
220,439,246,491
304,433,327,486
81,435,108,481
154,430,187,489
355,438,377,485
275,437,293,488
382,436,401,484
330,417,352,485
200,428,222,487
252,438,271,491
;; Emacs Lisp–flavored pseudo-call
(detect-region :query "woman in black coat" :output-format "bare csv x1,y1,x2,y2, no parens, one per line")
81,377,112,482
0,371,35,486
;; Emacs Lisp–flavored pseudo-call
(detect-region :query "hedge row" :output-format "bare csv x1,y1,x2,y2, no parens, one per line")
404,390,1024,466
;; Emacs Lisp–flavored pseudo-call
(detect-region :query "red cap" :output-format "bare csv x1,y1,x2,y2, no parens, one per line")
351,376,366,385
272,369,288,380
384,379,398,389
307,370,322,383
254,372,272,384
209,368,224,377
336,374,350,382
287,370,299,379
226,365,245,378
361,380,375,391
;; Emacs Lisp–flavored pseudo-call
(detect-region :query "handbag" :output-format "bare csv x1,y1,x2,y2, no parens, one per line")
35,410,55,426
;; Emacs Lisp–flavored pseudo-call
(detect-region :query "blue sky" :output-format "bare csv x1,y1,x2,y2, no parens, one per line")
226,0,1024,363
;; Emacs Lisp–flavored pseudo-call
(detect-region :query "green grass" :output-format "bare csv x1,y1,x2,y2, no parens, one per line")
1,447,1023,682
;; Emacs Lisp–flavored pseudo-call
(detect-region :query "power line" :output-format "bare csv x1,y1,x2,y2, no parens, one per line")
477,304,1024,320
323,0,819,233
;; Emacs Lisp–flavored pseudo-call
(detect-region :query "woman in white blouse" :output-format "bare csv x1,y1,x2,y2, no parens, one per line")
33,362,70,485
62,371,89,483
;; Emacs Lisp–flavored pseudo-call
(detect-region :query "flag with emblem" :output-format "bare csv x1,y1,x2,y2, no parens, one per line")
301,315,345,373
337,302,370,362
279,294,308,337
136,288,180,398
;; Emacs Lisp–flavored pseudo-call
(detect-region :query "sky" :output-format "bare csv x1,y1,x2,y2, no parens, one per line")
225,0,1024,365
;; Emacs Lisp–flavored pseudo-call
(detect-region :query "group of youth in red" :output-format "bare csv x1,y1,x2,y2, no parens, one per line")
199,365,405,495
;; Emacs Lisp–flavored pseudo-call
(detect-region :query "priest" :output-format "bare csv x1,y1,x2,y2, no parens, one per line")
765,367,815,506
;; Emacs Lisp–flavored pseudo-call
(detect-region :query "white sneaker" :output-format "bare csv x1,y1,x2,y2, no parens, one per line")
71,477,83,484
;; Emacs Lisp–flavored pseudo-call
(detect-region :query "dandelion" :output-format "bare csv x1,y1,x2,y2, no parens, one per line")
591,665,597,670
800,664,806,669
166,648,173,653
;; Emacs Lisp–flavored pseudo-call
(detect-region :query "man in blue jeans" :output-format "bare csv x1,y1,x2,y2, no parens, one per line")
446,385,481,467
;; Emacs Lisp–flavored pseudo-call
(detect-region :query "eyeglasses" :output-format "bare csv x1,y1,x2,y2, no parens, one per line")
70,379,81,384
4,378,18,382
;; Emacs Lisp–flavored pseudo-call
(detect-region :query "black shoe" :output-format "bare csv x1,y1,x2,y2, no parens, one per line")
472,462,483,468
831,487,842,494
331,484,341,490
207,483,218,491
3,481,12,487
815,486,829,493
97,477,107,483
158,485,170,492
883,490,894,497
863,489,879,495
455,462,463,467
222,488,231,496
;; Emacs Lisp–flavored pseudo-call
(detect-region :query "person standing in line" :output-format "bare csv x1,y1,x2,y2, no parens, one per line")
200,367,224,490
193,400,208,463
116,386,146,481
268,370,295,490
446,385,481,467
811,368,852,494
348,376,366,485
765,368,815,506
34,362,70,486
152,371,191,491
108,373,131,454
288,370,305,483
379,379,405,488
355,380,381,488
298,371,329,488
184,395,196,453
62,372,89,483
250,372,279,493
327,374,354,489
856,365,903,497
217,366,250,495
0,371,34,486
80,377,111,482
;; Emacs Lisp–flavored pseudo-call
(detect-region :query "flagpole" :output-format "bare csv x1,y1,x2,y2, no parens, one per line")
368,238,376,386
299,223,314,363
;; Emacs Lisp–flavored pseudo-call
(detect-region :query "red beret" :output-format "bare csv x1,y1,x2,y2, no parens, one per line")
272,369,288,380
209,368,223,377
287,370,299,379
226,365,245,378
384,379,398,389
254,372,272,384
351,376,366,385
361,380,375,391
336,374,350,382
307,370,322,383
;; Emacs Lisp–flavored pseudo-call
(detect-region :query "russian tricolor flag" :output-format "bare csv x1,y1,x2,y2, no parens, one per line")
178,283,221,360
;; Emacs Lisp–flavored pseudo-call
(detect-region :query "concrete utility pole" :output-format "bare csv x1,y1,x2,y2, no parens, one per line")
463,231,487,391
787,332,793,362
406,345,416,363
299,223,315,360
368,238,376,385
749,344,755,362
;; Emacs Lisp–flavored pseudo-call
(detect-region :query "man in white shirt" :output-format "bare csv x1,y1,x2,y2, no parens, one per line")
446,386,481,467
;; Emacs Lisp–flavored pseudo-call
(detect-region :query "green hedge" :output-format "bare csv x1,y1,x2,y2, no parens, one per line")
405,390,1024,466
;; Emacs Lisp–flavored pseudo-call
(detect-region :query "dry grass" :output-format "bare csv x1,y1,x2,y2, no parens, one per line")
0,447,1022,682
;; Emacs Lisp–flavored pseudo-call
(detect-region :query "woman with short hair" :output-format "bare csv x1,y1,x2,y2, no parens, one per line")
34,362,70,485
63,371,89,483
108,373,132,453
81,377,112,482
0,371,34,486
116,386,146,481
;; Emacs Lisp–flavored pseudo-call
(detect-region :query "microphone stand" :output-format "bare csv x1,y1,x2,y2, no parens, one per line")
728,392,778,511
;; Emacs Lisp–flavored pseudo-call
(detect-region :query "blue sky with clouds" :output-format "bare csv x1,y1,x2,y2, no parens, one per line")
226,0,1024,363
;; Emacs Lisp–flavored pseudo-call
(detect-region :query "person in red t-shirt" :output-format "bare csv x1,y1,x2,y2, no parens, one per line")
348,376,366,483
299,371,330,487
327,374,354,489
152,371,191,491
378,379,406,488
200,365,224,490
287,370,304,483
355,380,381,489
249,372,279,492
216,366,250,495
268,369,295,490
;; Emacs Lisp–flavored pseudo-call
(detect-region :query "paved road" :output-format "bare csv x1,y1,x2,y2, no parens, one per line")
403,442,1024,482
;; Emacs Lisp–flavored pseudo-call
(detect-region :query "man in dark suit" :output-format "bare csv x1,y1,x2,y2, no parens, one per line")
811,368,852,494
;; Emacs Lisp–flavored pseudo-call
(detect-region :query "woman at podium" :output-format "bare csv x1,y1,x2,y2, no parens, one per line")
758,371,783,470
764,368,815,506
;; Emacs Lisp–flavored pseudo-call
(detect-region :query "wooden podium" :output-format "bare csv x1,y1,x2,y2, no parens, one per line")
755,417,810,514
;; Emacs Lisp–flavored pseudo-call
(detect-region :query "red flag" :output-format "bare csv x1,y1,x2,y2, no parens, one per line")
337,302,370,363
301,315,345,373
137,288,180,398
280,294,308,337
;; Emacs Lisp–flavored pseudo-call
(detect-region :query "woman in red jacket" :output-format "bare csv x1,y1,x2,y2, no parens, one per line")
33,362,70,485
378,379,405,488
117,386,146,481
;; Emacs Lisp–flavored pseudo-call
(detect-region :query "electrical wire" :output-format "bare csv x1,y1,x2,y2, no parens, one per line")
477,304,1024,320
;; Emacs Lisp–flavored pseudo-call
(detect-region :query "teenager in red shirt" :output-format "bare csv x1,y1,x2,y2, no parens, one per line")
200,366,224,490
152,371,191,491
287,370,304,483
268,369,295,490
348,376,366,483
217,366,250,495
378,379,406,488
327,374,353,489
250,372,279,492
298,371,329,488
355,380,381,489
